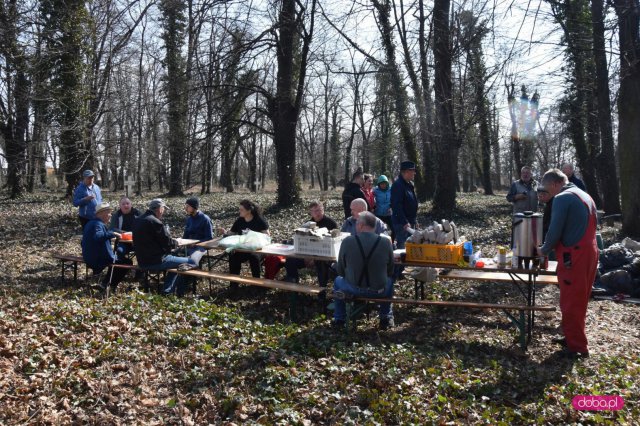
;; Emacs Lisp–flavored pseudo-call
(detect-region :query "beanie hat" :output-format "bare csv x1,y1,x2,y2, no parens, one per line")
186,197,199,210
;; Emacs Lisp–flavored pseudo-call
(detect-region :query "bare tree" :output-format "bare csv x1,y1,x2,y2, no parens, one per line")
371,0,424,194
0,0,30,198
264,0,317,206
591,0,621,215
432,0,459,211
612,0,640,237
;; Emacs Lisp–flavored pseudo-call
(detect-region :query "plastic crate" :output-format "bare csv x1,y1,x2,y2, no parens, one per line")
293,232,349,258
405,242,464,265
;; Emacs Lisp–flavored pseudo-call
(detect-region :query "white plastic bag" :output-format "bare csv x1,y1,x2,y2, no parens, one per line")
237,230,271,250
220,231,271,252
218,235,241,249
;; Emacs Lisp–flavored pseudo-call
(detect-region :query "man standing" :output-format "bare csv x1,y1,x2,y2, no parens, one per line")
133,199,196,296
390,161,418,249
506,166,538,214
342,170,367,219
284,201,339,287
73,170,102,228
538,169,598,358
561,163,587,191
82,202,130,291
341,198,388,236
182,197,213,264
332,212,395,330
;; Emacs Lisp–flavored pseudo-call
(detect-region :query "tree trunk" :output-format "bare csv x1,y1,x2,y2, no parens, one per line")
432,0,458,211
160,0,187,196
372,0,424,193
394,0,431,201
613,0,640,237
506,84,523,174
419,0,436,199
268,0,316,206
591,0,621,214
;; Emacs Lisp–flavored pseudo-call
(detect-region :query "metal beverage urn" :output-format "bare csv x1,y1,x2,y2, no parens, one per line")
512,211,543,268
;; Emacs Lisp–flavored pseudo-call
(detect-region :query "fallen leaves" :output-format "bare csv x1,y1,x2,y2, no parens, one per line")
0,191,638,423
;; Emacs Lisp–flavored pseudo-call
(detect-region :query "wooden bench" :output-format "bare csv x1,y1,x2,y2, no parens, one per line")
170,269,324,318
51,254,88,285
173,268,554,350
50,254,163,292
331,295,555,351
170,269,323,295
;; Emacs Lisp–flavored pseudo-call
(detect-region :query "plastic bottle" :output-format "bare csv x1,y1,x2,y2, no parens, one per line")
497,246,507,267
463,241,473,263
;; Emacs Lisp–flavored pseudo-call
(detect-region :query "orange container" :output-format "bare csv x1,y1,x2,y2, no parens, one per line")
121,232,133,241
405,242,464,265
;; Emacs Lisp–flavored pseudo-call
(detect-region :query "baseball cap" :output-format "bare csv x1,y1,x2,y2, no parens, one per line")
149,199,168,210
400,161,416,171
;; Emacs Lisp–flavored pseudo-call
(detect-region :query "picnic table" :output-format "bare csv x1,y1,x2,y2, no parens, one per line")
197,238,557,309
118,237,200,257
194,239,558,348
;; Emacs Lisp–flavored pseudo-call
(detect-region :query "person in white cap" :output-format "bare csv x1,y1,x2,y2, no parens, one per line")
73,169,102,228
132,199,197,296
81,202,130,291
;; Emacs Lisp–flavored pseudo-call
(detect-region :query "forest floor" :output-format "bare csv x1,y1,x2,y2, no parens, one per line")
0,189,638,424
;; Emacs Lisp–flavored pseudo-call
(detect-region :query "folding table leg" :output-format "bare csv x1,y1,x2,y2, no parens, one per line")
503,309,527,351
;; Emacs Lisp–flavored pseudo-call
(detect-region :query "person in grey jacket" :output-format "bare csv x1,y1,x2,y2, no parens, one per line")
332,212,395,330
506,166,539,214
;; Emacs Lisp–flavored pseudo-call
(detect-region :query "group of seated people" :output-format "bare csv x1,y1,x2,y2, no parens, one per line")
80,194,396,329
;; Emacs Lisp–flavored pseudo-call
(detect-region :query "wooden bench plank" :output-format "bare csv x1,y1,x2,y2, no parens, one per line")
50,253,87,285
333,295,556,312
169,269,324,296
438,269,558,285
52,254,84,262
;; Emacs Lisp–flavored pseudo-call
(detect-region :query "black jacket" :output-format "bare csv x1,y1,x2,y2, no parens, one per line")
110,208,141,232
342,182,368,219
132,210,176,266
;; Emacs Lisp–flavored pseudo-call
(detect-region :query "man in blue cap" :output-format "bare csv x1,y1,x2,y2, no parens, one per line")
73,169,103,228
391,161,418,249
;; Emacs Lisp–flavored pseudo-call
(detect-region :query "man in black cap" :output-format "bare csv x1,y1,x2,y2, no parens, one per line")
73,169,103,228
133,199,196,296
182,197,213,263
391,161,418,249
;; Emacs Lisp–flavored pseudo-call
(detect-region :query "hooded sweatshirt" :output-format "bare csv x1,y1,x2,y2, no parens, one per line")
373,175,392,217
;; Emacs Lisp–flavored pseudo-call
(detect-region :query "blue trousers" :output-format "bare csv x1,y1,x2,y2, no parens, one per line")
141,255,196,296
332,276,394,321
